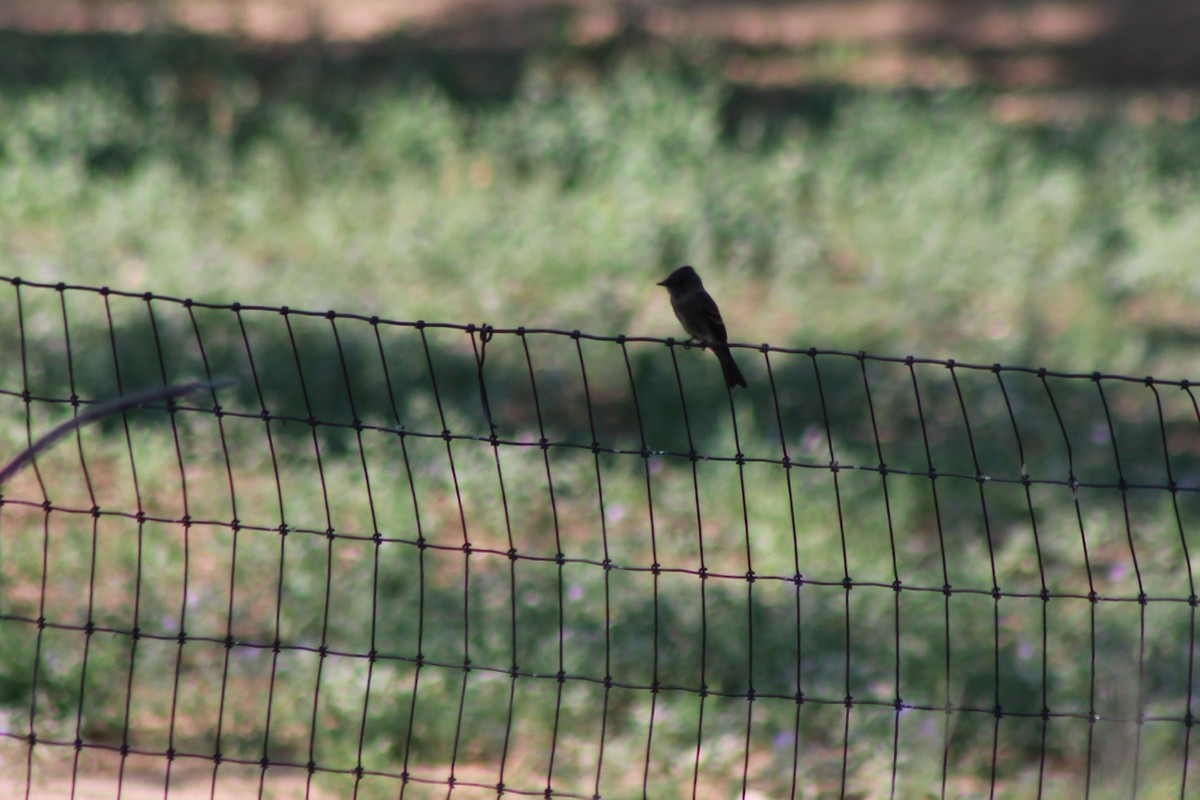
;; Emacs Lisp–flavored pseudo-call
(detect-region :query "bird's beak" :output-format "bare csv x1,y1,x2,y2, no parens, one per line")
656,278,668,286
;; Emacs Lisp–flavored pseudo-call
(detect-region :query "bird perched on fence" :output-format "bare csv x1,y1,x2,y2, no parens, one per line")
657,265,747,389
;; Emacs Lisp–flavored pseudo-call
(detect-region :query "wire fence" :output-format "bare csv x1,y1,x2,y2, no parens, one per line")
0,274,1197,799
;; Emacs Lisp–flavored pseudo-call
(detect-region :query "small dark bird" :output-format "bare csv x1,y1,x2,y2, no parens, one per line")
657,265,747,389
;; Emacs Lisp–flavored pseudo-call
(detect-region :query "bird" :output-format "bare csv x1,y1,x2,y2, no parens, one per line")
657,265,747,389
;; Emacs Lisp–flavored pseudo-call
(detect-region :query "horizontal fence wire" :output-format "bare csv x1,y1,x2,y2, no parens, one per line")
0,274,1198,799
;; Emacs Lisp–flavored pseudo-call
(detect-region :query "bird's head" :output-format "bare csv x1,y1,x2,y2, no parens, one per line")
657,265,700,291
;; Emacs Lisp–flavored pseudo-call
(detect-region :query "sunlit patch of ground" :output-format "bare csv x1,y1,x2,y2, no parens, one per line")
3,1,1198,125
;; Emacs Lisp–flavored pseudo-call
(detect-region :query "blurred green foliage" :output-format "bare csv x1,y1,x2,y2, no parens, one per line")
1,33,1200,374
2,31,1200,798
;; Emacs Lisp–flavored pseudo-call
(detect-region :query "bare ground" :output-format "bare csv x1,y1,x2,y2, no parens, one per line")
3,0,1200,91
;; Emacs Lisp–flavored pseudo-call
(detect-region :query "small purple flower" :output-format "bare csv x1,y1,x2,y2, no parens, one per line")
802,425,824,456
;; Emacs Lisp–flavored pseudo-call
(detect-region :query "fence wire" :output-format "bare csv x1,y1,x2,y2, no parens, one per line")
0,274,1197,799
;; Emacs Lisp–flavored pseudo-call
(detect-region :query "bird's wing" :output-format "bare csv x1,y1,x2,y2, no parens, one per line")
699,292,729,343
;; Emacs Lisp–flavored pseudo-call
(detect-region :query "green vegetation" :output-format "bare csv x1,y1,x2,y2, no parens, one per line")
2,33,1200,798
2,34,1200,374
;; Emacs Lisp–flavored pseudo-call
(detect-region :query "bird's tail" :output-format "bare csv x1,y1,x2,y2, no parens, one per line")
715,346,747,389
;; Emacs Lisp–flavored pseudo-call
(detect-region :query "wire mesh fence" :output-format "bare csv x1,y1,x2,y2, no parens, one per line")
0,274,1197,798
